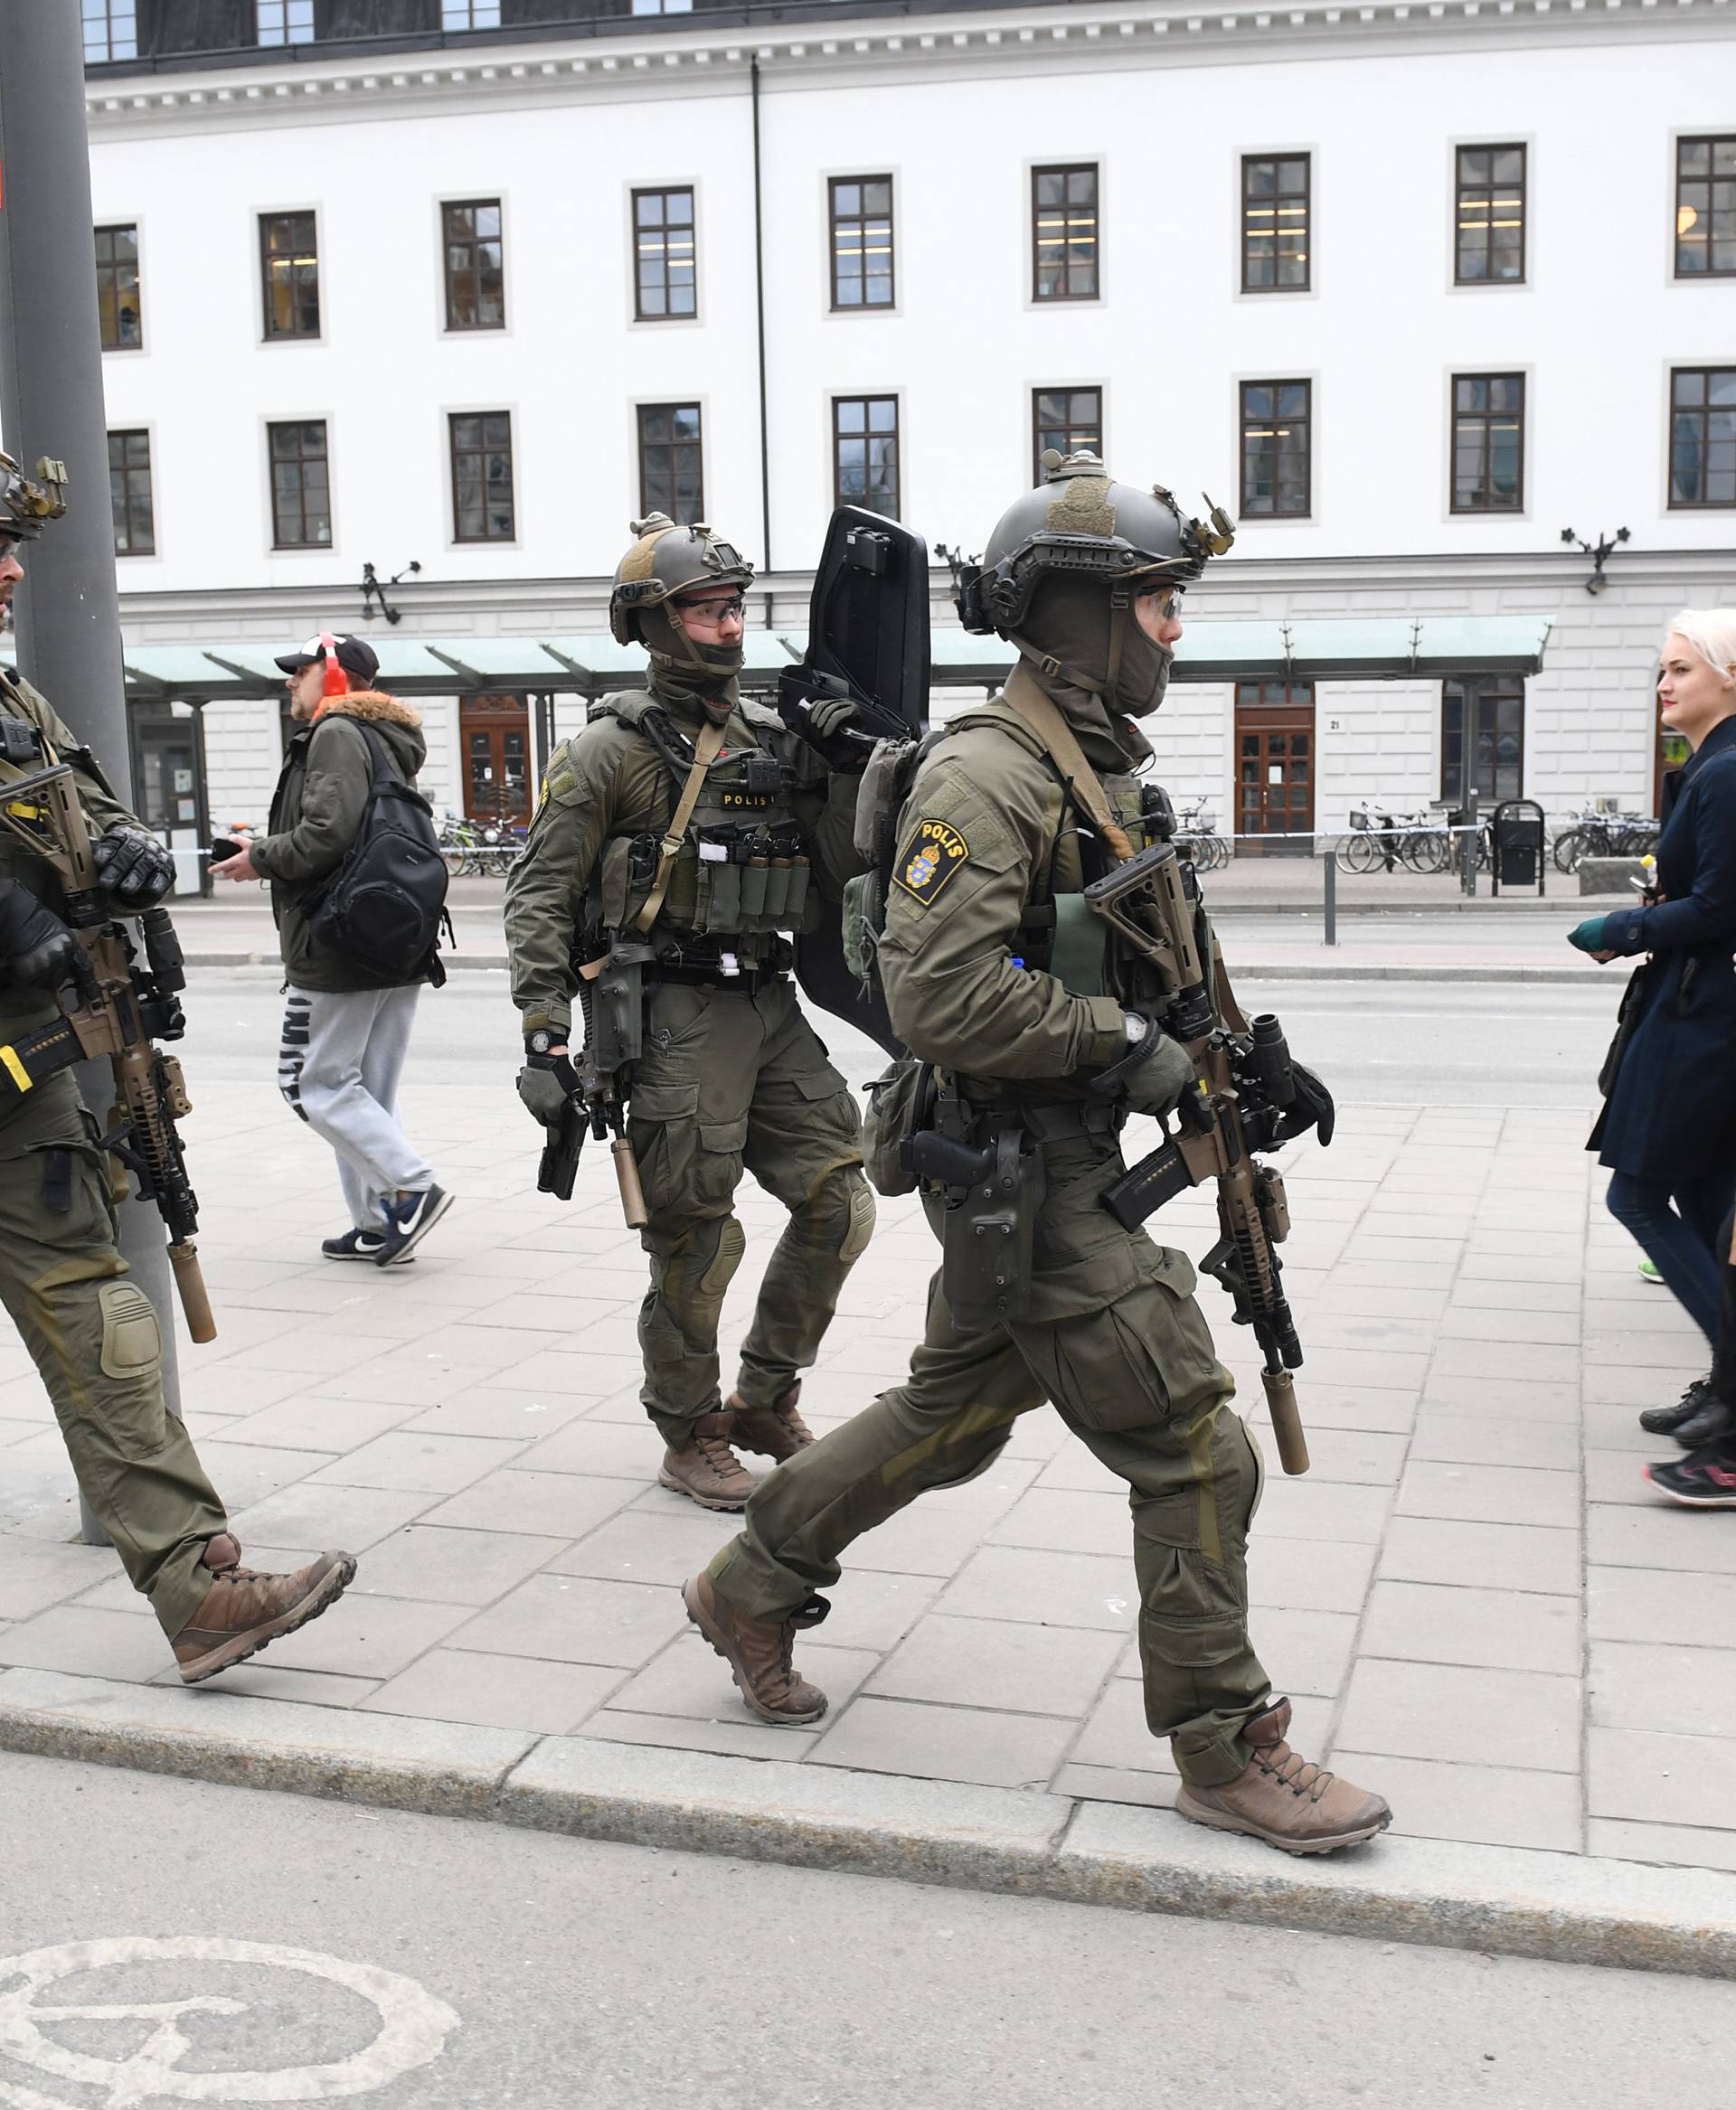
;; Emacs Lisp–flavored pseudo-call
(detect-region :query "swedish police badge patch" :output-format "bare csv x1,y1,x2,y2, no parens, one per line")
892,819,970,907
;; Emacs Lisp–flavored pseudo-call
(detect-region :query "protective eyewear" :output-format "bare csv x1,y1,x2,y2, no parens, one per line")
1135,586,1183,618
673,594,748,624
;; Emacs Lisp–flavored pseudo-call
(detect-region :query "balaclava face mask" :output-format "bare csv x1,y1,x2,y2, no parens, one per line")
641,605,744,726
1022,575,1174,721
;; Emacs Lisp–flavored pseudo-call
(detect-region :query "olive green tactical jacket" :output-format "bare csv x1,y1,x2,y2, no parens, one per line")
877,689,1162,1099
505,686,862,1040
0,666,137,1050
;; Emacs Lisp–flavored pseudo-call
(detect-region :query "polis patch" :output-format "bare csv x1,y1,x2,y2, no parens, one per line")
892,819,970,907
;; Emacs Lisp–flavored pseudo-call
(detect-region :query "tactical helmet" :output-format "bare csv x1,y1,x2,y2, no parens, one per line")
0,452,68,544
957,452,1233,639
609,514,755,648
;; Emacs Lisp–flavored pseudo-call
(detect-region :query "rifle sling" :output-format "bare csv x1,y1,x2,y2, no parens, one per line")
632,720,725,936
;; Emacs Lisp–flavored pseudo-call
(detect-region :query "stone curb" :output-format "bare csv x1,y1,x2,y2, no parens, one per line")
177,950,1600,986
2,1671,1731,1980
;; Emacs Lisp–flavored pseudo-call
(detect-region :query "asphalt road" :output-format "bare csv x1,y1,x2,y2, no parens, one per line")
175,967,1618,1113
0,1752,1725,2110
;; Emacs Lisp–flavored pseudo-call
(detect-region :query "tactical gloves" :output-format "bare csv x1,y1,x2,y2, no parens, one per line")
517,1045,580,1130
94,825,176,905
1091,1012,1198,1116
0,877,78,991
1271,1060,1335,1147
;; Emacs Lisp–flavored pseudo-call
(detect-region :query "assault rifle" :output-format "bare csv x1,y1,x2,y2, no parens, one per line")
536,943,649,1229
0,758,215,1342
1085,839,1310,1475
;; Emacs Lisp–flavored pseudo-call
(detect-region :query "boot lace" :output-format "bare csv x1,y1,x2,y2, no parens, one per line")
1255,1740,1334,1802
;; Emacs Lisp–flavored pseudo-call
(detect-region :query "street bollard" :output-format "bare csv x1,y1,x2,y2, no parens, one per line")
1324,852,1337,946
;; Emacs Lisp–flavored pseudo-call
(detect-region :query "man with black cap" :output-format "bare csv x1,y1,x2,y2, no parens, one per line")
214,632,450,1266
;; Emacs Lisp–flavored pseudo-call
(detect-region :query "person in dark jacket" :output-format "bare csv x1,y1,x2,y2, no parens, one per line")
1571,609,1736,1443
213,633,451,1267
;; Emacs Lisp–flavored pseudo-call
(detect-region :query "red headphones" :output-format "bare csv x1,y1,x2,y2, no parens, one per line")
317,631,348,700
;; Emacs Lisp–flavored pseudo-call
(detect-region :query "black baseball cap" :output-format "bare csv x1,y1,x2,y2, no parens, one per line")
274,632,380,684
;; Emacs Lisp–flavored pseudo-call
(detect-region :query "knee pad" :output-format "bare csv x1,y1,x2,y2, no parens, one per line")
835,1170,876,1265
98,1279,162,1382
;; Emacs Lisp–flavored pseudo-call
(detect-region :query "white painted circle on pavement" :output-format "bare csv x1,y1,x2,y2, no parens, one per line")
0,1936,458,2104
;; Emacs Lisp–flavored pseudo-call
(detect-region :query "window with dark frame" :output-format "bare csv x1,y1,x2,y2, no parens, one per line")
1455,145,1525,284
1033,388,1102,480
82,2,137,63
829,177,894,310
1240,381,1311,517
637,403,703,524
259,212,320,340
449,412,516,542
833,397,900,520
108,430,155,558
1033,165,1099,302
267,421,330,549
1451,373,1525,513
1241,155,1310,292
443,200,505,330
1669,367,1736,509
1676,137,1736,278
443,2,502,27
256,1,314,43
1441,675,1524,804
95,225,142,352
633,188,697,321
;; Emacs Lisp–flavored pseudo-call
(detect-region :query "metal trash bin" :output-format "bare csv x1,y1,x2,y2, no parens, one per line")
1491,798,1546,897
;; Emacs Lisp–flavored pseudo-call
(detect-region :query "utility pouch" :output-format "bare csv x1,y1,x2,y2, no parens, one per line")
591,941,655,1072
920,1126,1046,1334
740,849,770,924
762,853,793,926
861,1055,934,1197
783,852,812,929
695,831,741,933
598,836,635,930
843,868,883,984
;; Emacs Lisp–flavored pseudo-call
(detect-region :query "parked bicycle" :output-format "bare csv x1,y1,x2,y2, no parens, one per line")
1175,801,1231,871
1551,808,1660,872
1335,804,1454,875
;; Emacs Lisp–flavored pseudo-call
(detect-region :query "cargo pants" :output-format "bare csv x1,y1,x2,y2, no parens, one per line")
0,1072,228,1640
626,978,875,1444
710,1126,1273,1786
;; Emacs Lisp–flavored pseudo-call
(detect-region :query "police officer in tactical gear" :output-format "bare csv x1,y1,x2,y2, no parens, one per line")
505,516,875,1509
686,455,1391,1854
0,452,355,1680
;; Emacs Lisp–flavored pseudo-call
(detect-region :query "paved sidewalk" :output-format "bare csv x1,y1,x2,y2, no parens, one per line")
0,1022,1724,1897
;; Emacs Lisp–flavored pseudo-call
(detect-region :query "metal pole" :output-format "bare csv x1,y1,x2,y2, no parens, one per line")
1323,848,1337,947
1460,786,1480,900
0,2,188,1548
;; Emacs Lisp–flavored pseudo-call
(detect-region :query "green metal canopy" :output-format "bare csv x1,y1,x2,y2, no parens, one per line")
0,613,1552,705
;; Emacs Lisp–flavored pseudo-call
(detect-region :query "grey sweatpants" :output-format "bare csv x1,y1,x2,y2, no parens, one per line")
278,985,434,1229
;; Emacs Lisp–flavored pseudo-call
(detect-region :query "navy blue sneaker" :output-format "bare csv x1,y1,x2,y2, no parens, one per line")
375,1184,453,1267
321,1228,389,1262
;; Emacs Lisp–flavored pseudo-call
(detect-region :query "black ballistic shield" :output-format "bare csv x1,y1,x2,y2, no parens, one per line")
786,507,933,1053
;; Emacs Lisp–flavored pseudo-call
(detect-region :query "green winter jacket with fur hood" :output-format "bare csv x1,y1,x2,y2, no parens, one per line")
251,690,429,993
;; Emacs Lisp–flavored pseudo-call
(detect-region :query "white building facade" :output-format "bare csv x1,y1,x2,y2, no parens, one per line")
59,0,1736,851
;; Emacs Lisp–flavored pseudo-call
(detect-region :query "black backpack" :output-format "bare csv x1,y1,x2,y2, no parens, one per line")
307,722,450,985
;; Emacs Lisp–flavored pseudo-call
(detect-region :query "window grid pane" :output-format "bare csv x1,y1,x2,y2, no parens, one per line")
637,403,704,525
833,396,901,520
449,411,516,541
443,3,502,27
94,224,142,352
259,212,320,340
1669,366,1736,508
442,198,505,330
1441,676,1524,803
83,2,137,63
1033,387,1103,481
1451,372,1525,513
1241,155,1311,292
633,187,697,321
829,175,895,310
267,421,330,549
108,429,155,558
1239,380,1311,517
256,1,315,44
1033,165,1099,302
1676,136,1736,278
1456,144,1526,284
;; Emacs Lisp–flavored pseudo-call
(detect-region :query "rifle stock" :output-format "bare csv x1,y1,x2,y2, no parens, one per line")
1087,840,1310,1476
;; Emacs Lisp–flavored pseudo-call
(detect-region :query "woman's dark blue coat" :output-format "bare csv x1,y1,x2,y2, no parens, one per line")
1591,711,1736,1180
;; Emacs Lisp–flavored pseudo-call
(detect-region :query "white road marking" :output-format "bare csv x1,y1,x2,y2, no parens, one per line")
0,1936,458,2105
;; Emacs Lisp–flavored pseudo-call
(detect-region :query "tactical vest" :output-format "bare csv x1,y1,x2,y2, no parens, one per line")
586,693,818,951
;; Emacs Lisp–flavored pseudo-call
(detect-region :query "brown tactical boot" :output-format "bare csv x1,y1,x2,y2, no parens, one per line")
1175,1698,1392,1856
682,1569,829,1726
172,1538,357,1685
658,1410,757,1510
728,1381,816,1463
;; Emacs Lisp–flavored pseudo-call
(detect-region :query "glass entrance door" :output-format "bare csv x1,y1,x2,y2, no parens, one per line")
458,693,530,827
127,700,206,895
1234,680,1315,856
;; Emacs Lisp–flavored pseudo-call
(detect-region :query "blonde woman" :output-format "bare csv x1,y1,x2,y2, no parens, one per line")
1571,610,1736,1446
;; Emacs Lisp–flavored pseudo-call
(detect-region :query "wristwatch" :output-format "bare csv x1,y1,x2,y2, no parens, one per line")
526,1029,557,1056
